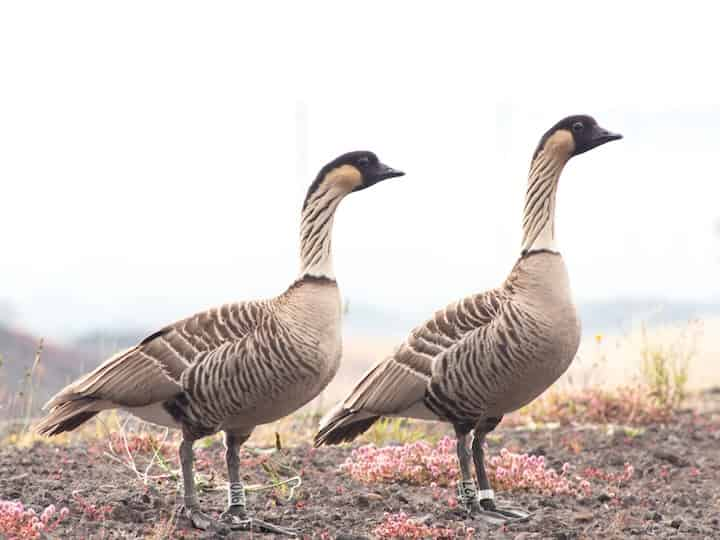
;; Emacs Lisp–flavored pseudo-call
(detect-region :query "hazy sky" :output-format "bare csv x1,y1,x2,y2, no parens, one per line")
2,2,719,341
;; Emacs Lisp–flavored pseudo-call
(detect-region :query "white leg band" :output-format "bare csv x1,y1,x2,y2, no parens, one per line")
228,482,246,508
477,489,495,501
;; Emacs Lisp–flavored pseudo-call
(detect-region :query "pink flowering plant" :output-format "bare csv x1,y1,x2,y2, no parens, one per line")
343,436,633,498
0,500,69,539
374,511,475,539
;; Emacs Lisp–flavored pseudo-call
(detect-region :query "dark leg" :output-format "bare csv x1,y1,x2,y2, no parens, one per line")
218,429,298,537
471,417,530,522
220,430,251,522
454,424,482,513
178,433,213,530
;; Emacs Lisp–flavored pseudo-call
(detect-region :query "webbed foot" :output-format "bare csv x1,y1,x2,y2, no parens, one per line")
179,504,214,531
221,511,298,537
457,482,532,525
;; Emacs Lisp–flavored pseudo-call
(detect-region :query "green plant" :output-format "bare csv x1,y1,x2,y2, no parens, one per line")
639,321,698,411
360,417,442,446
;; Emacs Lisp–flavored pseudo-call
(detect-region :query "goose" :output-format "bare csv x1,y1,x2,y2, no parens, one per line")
315,116,622,523
35,151,405,535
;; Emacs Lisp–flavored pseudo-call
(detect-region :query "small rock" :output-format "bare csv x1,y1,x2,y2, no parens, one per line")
356,494,369,507
598,493,612,503
654,450,689,467
414,514,434,526
573,512,594,523
366,493,384,502
622,495,639,507
670,517,683,529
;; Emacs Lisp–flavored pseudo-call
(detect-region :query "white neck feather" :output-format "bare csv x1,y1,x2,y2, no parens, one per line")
526,215,557,252
298,185,345,279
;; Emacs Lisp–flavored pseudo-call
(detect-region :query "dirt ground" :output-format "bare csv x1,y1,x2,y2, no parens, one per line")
1,393,719,539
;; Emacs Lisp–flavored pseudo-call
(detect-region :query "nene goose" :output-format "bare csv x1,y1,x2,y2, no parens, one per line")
35,151,404,535
315,116,622,523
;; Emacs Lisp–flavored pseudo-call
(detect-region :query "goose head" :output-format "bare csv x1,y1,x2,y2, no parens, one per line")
304,151,404,209
533,115,622,162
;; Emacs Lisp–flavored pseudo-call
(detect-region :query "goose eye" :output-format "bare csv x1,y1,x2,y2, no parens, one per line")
357,156,370,165
572,122,584,133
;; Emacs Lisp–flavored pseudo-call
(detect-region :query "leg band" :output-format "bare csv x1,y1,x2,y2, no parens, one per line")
477,489,495,501
456,479,478,508
228,482,246,508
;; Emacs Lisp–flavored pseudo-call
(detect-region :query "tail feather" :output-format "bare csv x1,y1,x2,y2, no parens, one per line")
314,407,380,447
34,398,106,436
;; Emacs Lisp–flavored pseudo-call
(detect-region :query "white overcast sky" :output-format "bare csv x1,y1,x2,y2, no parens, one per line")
1,2,719,341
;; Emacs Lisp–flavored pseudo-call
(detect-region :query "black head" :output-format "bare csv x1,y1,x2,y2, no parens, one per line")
533,115,622,161
303,151,404,209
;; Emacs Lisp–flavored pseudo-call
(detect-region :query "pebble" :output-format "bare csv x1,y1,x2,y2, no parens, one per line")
414,514,434,526
622,495,639,507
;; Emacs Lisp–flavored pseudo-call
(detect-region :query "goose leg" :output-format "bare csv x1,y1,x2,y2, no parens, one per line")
178,435,213,530
454,425,484,515
219,429,298,537
471,417,531,523
220,430,251,523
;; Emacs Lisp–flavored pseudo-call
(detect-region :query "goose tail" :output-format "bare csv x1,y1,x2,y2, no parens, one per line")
34,397,105,436
314,403,379,447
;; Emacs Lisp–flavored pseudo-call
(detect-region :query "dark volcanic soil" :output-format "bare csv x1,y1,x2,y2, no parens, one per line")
1,400,719,539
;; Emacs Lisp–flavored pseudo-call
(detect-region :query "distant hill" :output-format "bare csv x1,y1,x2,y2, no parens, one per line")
343,297,719,338
576,298,718,335
73,330,144,359
0,325,93,414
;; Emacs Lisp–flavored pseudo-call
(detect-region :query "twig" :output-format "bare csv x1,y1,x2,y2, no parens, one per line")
21,339,44,432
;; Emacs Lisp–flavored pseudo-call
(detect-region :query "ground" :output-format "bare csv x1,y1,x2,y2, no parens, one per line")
1,393,719,539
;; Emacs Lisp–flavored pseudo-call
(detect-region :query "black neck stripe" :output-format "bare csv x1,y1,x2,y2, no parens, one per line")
519,248,561,259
